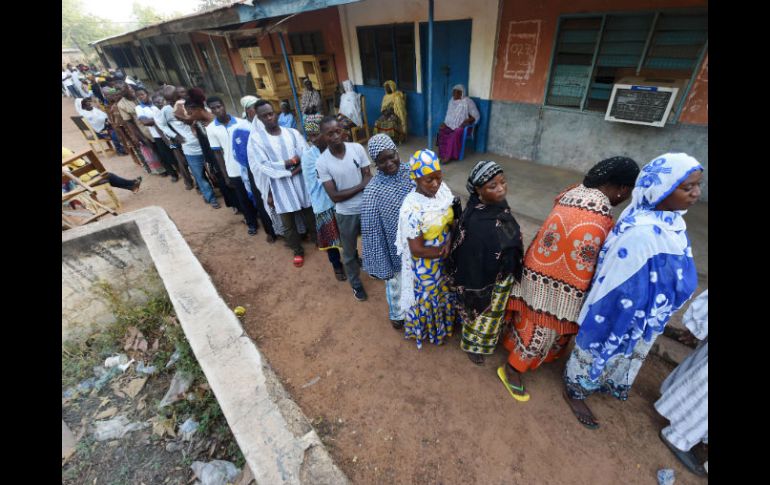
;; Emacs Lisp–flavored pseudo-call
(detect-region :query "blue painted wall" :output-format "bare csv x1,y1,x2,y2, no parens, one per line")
356,84,489,153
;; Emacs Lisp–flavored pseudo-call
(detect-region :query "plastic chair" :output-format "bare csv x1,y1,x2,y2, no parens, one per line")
458,119,479,161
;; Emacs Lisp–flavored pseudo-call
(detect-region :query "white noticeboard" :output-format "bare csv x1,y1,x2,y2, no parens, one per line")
604,84,679,128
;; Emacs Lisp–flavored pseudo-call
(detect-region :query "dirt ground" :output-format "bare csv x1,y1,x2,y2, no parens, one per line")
62,98,707,485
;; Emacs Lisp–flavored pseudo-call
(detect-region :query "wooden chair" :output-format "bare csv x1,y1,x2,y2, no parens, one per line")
70,116,115,156
62,149,121,211
351,96,371,145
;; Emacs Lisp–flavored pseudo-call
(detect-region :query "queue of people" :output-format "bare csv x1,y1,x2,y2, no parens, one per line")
66,68,706,476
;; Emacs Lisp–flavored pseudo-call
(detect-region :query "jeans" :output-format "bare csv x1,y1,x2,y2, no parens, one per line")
385,273,405,321
228,176,258,229
280,207,317,256
66,85,80,98
96,130,126,154
185,154,216,204
335,213,363,290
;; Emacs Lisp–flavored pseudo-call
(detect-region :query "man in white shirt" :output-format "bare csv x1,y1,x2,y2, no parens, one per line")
206,96,270,236
160,85,219,208
70,66,89,98
134,87,179,182
63,65,79,98
247,99,316,264
152,92,193,189
316,116,373,301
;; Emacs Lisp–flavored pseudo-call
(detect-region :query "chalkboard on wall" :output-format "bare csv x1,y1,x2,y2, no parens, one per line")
605,84,679,128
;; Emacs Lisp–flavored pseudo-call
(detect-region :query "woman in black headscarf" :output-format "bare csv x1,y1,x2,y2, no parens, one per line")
447,160,524,366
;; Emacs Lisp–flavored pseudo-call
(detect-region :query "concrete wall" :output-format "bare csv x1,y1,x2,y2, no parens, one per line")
487,0,708,200
491,0,708,118
678,53,708,126
488,101,708,199
62,221,163,344
62,207,350,485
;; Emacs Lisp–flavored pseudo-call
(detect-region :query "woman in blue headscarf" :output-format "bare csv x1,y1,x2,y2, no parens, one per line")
562,153,703,429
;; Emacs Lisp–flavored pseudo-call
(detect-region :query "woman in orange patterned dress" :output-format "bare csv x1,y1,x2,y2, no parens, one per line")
497,157,640,401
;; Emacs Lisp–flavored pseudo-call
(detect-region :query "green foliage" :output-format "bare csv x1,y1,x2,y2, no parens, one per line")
62,0,123,56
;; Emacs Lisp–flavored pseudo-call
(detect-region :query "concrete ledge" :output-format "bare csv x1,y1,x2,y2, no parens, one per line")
62,207,350,485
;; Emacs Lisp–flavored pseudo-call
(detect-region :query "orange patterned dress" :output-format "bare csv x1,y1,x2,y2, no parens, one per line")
502,184,614,372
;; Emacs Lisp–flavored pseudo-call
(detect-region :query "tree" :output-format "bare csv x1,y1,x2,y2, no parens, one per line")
197,0,235,13
132,2,183,26
62,0,124,60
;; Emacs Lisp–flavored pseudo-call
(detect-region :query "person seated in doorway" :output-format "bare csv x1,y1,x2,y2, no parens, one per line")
436,84,479,164
374,80,408,144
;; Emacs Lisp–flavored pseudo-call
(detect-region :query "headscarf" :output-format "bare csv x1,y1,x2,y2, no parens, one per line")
381,80,408,133
75,97,107,132
367,133,396,161
466,160,503,195
583,156,640,188
448,161,523,313
444,84,480,130
240,95,258,111
574,153,703,380
303,113,323,135
339,80,363,126
409,149,441,180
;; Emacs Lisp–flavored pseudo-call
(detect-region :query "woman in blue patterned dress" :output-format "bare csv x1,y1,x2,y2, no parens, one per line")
562,153,703,429
395,149,460,348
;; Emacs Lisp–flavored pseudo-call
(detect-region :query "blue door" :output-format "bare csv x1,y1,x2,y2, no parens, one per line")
420,19,472,143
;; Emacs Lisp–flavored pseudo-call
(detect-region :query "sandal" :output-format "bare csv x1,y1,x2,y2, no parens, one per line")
293,255,304,268
390,320,404,330
659,430,707,476
266,234,277,244
497,366,530,402
131,177,142,193
562,390,599,429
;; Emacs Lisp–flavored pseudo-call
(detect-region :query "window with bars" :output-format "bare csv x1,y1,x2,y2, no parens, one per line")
179,44,199,71
545,10,707,116
147,46,161,69
357,24,415,91
122,45,138,67
289,32,324,55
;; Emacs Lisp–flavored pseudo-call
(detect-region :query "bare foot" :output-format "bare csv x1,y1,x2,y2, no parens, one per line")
503,364,526,396
562,390,599,429
467,353,485,365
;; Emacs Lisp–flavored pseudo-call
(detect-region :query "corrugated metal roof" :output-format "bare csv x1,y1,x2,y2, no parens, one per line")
90,0,253,45
90,0,362,46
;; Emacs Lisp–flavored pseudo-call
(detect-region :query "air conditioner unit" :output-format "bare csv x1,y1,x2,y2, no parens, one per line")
605,77,685,128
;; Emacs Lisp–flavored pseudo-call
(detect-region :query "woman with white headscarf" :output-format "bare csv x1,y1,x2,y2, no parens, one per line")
562,153,703,429
436,84,480,163
336,80,363,141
